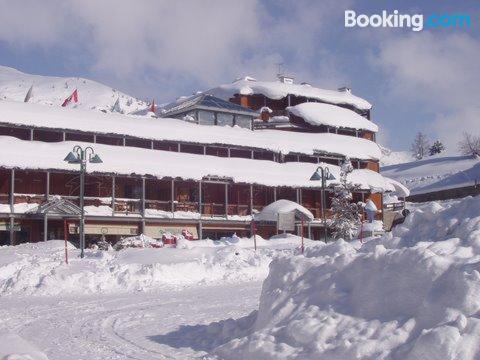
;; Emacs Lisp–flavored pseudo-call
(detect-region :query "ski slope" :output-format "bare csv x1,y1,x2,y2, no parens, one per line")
0,65,146,113
382,154,480,195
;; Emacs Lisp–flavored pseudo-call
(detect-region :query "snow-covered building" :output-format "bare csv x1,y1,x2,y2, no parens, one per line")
0,73,394,246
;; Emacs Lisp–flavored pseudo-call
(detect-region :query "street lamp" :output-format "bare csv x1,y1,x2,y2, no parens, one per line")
64,146,103,258
310,166,335,243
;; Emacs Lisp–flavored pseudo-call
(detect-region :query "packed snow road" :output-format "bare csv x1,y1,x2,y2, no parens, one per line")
0,282,262,359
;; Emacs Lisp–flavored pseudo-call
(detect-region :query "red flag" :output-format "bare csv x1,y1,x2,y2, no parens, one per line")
62,89,79,107
149,99,155,113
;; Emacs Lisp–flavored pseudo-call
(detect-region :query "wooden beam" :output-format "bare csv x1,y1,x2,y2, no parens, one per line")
225,183,228,216
9,169,14,213
171,179,175,213
111,176,116,214
198,181,203,215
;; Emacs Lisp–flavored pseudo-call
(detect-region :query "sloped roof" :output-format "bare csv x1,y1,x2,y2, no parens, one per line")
161,94,257,117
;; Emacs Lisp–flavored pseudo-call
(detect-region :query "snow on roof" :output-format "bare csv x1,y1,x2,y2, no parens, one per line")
254,199,314,222
382,154,480,195
384,177,410,198
207,78,372,111
0,136,394,192
0,101,381,160
287,103,378,132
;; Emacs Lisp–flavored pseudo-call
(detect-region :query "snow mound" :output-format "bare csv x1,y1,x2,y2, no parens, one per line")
0,237,314,297
0,332,48,360
212,196,480,359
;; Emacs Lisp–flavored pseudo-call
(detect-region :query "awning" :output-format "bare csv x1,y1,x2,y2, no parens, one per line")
144,225,199,239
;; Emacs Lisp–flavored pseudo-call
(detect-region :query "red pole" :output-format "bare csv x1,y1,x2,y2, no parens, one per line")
253,221,257,251
301,219,304,254
64,220,69,265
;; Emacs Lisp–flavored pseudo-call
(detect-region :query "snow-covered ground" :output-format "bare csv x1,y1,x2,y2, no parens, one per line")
0,65,146,113
382,154,480,195
1,196,480,359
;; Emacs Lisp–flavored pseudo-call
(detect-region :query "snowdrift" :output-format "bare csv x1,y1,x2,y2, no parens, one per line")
0,236,311,297
212,196,480,359
0,332,49,360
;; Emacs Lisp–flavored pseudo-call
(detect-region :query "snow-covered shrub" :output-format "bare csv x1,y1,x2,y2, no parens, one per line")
113,234,163,250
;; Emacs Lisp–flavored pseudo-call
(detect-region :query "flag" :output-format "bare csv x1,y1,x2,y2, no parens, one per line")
61,89,78,107
24,85,33,103
149,99,155,113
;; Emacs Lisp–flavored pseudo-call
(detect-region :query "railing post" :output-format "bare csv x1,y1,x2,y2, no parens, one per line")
9,169,14,213
249,184,253,215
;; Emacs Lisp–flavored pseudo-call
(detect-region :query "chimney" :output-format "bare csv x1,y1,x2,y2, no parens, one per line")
277,74,294,84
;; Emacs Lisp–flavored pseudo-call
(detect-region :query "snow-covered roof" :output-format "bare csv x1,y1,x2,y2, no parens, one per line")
0,101,381,160
0,136,394,192
287,103,378,132
384,177,410,198
382,155,480,195
207,77,372,111
254,199,314,222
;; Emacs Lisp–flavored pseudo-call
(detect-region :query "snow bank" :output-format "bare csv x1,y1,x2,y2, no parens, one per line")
211,196,480,359
0,332,49,360
288,102,378,132
0,236,316,297
0,136,393,191
208,77,372,110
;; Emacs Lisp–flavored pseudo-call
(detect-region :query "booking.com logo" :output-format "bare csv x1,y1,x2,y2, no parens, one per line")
345,10,472,31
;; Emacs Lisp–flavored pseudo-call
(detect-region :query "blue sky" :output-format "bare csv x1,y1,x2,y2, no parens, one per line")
0,0,479,152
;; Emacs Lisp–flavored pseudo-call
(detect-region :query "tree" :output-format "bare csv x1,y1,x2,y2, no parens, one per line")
429,140,445,156
331,157,362,240
458,132,480,156
410,132,430,159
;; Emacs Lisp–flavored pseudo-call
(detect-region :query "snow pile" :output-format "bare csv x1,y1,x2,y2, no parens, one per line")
288,102,378,132
0,236,315,297
0,65,145,113
254,199,314,222
211,196,480,359
382,154,480,195
0,332,49,360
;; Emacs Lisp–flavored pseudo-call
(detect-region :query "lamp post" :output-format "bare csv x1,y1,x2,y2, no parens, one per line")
310,166,335,243
64,146,103,258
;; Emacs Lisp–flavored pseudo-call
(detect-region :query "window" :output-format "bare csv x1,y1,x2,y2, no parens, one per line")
198,110,215,125
216,113,233,127
235,115,252,129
